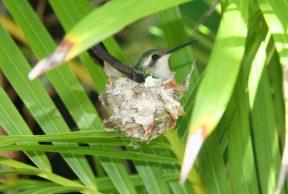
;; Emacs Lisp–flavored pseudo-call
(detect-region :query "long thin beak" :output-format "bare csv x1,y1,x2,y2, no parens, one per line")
165,40,198,55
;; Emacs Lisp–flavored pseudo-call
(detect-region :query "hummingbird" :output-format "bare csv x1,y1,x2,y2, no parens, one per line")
28,40,197,82
88,40,198,83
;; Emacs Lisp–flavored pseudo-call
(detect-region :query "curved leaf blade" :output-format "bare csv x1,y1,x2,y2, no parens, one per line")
64,0,191,61
0,145,177,164
181,0,249,183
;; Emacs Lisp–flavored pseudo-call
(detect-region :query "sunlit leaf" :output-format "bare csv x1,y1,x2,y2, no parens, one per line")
181,0,249,183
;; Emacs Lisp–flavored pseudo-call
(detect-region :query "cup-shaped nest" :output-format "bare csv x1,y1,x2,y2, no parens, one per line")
100,75,189,141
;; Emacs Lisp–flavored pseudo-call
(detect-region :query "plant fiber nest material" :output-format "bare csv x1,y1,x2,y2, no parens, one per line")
100,75,190,141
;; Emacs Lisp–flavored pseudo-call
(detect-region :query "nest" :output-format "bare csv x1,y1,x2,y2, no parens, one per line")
100,75,190,141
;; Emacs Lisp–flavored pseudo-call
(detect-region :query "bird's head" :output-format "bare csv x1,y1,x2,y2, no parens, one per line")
134,40,198,80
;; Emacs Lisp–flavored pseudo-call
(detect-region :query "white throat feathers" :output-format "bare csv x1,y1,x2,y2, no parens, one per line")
151,55,173,80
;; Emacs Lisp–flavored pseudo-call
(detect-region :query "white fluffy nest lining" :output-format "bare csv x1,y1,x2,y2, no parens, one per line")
100,74,190,141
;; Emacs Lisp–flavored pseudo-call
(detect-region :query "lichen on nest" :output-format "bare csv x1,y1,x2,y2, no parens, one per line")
100,74,190,142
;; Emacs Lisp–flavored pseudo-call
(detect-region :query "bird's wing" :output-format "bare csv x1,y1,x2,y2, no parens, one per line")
88,43,145,83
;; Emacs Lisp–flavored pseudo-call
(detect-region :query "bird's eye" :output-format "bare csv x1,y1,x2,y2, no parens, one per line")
151,54,160,60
